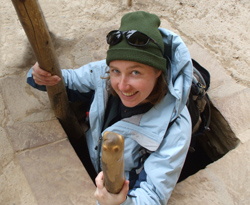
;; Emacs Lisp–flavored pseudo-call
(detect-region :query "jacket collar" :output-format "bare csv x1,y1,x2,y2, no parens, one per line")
105,93,176,151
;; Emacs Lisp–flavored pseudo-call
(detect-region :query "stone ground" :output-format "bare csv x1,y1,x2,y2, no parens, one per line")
0,0,250,204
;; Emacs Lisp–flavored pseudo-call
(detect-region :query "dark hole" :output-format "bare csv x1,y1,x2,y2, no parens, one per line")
67,101,97,184
178,140,213,182
68,134,97,184
178,101,240,182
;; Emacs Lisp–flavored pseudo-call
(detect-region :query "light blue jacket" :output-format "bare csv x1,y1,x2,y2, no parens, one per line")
27,28,193,204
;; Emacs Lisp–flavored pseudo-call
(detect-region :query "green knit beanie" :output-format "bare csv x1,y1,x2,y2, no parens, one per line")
106,11,166,72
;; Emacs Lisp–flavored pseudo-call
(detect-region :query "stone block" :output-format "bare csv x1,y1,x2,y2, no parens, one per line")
169,141,250,205
17,139,96,205
0,159,37,205
0,127,14,169
207,142,250,204
6,120,66,152
0,93,6,126
211,87,250,140
189,43,234,94
169,169,235,205
0,75,53,125
237,129,250,144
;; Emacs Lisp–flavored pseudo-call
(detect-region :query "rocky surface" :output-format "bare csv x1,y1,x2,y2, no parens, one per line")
0,0,249,204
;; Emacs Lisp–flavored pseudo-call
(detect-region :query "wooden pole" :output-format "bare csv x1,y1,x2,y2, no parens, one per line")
11,0,84,139
101,131,125,194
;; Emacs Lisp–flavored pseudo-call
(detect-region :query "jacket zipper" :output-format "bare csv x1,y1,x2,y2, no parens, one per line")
95,136,102,173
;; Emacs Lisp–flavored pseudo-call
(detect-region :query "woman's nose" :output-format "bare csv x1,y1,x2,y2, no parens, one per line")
118,75,130,91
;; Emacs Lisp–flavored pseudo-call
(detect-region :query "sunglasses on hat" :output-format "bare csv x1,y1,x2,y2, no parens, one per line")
106,30,164,56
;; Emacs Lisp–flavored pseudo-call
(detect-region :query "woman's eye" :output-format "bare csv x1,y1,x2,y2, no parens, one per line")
132,70,140,75
111,69,120,74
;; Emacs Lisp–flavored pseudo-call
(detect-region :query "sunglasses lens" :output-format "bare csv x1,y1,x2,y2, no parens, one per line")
106,30,122,45
126,31,150,46
106,30,163,56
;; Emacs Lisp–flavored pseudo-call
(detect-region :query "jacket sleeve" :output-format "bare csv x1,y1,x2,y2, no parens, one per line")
122,107,192,205
27,68,47,91
26,60,107,103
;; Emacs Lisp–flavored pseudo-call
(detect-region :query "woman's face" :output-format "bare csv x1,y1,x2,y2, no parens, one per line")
109,60,162,107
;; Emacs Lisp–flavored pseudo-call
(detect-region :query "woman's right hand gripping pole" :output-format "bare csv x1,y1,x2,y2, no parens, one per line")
32,62,61,86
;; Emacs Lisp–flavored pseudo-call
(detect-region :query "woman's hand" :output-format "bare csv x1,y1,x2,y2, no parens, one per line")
32,62,61,86
94,171,129,205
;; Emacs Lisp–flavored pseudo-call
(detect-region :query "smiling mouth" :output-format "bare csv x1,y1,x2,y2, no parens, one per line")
121,91,137,97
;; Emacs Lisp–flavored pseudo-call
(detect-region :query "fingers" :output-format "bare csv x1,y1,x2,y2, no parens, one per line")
32,62,61,86
33,74,61,86
95,171,104,188
33,62,51,77
94,172,129,205
118,180,129,203
94,172,106,202
122,180,129,194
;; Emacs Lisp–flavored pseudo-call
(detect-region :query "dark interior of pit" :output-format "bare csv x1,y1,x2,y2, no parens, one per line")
68,101,240,184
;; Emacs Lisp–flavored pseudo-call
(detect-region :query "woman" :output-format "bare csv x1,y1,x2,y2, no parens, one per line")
27,11,193,205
